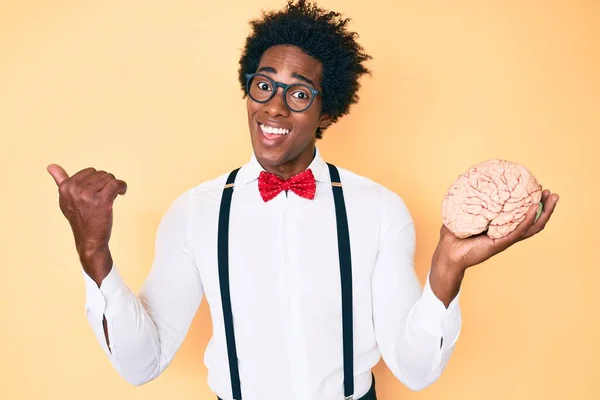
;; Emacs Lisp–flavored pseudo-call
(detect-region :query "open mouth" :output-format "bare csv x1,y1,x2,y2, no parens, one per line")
258,122,290,141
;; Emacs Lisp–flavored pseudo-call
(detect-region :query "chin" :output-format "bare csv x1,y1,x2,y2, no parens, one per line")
251,129,288,164
255,148,288,168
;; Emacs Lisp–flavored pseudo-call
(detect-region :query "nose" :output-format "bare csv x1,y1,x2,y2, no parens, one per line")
263,87,290,118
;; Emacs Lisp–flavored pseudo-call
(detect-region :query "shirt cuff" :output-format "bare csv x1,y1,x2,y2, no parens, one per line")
83,265,130,318
409,271,462,350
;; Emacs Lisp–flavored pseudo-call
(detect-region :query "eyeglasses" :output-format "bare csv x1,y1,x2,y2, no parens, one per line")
245,73,320,113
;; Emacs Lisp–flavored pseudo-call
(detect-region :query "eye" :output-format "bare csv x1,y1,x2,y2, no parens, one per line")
256,81,272,91
291,90,309,100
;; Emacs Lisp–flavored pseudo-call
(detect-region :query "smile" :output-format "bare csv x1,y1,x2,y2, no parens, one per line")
260,123,290,135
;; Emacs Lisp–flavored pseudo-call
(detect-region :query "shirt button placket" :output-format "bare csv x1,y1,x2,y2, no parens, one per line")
285,199,310,400
279,198,297,396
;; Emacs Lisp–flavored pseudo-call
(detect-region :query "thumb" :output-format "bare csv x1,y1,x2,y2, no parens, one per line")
493,202,539,250
503,202,539,244
47,164,69,186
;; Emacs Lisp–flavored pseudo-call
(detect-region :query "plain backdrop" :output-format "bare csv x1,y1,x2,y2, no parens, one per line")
1,0,598,399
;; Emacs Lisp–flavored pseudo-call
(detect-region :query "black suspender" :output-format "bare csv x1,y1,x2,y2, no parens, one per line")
218,167,242,400
217,163,354,400
327,163,355,400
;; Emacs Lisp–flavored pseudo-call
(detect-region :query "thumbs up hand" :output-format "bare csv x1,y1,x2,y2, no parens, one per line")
48,164,127,260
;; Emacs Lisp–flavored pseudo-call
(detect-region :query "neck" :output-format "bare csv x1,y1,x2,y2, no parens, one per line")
261,145,316,180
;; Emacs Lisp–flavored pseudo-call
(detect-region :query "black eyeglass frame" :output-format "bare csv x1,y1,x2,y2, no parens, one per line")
245,72,321,112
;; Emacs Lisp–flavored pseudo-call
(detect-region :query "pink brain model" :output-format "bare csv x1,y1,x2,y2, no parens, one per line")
441,159,543,239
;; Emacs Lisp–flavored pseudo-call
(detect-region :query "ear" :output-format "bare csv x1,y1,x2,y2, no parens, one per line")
318,113,332,129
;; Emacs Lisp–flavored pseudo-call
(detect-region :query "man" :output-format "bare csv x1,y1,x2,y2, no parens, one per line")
47,1,558,399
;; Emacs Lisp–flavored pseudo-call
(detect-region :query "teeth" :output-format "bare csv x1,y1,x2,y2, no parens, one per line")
260,124,290,135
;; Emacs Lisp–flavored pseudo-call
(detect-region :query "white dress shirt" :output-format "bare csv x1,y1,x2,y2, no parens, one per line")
82,148,462,400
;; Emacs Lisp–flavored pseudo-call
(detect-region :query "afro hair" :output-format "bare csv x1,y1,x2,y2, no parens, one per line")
238,0,372,139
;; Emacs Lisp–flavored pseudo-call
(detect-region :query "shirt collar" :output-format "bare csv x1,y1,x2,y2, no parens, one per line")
237,146,330,185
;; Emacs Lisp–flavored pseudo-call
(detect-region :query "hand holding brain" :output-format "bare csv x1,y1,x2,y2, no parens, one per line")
442,159,543,239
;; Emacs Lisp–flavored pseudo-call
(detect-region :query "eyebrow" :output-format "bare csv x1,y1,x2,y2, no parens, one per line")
256,66,317,88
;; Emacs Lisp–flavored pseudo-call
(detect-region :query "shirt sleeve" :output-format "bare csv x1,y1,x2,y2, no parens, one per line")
371,188,462,391
82,189,203,386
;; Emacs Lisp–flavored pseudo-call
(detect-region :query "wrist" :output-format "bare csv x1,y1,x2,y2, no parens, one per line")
76,240,108,259
429,246,466,308
77,244,112,287
430,260,465,289
432,244,466,277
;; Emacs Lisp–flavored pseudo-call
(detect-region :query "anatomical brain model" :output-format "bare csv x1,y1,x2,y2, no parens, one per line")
441,159,543,239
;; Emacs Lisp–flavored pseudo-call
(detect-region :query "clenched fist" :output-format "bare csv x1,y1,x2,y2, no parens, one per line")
48,164,127,283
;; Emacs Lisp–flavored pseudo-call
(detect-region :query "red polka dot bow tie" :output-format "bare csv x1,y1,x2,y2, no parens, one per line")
258,169,316,202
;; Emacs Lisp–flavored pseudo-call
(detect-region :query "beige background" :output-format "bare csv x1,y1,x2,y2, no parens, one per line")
1,0,598,399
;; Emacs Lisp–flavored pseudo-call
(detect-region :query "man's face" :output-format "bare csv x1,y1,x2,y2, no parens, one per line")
246,45,330,173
